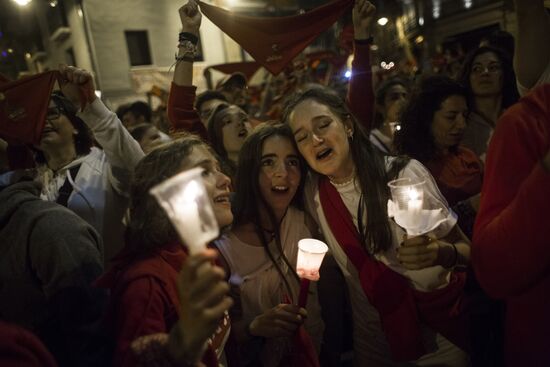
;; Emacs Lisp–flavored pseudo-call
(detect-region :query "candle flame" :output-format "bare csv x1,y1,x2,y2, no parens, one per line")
407,187,420,201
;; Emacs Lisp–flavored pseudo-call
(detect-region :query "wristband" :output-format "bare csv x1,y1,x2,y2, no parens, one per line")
179,32,199,46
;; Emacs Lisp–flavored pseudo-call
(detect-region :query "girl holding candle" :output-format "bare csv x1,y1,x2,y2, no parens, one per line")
216,122,324,366
97,136,235,367
283,85,472,365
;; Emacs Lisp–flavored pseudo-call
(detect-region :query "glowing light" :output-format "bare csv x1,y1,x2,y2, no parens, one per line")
49,0,57,7
415,35,424,44
94,90,102,99
432,0,441,19
377,17,389,26
344,70,352,79
77,8,83,17
419,17,425,26
25,52,31,59
7,48,13,54
12,0,32,6
464,0,473,8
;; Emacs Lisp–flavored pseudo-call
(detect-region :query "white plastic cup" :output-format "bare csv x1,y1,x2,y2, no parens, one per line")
296,239,329,281
150,167,219,254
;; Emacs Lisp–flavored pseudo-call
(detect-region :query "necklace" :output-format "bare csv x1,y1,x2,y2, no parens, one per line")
328,167,356,187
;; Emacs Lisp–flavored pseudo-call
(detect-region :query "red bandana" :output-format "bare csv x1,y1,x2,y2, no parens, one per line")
198,0,354,75
0,71,59,145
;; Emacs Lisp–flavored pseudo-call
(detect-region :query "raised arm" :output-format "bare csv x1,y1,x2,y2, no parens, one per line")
59,65,145,195
514,0,550,91
167,0,208,140
346,0,376,132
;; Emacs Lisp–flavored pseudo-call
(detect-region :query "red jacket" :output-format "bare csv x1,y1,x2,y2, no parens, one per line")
96,242,220,367
473,85,550,367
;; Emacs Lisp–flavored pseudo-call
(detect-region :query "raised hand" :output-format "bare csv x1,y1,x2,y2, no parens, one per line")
58,64,96,110
352,0,376,40
179,0,202,36
249,304,307,338
169,249,233,364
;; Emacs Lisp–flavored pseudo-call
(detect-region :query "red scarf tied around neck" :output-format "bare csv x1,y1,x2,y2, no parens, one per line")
318,176,469,361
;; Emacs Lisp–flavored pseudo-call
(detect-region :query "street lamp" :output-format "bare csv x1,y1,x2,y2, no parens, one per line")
377,17,389,26
12,0,32,6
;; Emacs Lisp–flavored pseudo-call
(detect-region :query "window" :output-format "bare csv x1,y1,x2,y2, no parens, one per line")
125,30,152,66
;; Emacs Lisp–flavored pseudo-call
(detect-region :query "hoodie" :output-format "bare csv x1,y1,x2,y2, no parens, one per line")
0,180,111,366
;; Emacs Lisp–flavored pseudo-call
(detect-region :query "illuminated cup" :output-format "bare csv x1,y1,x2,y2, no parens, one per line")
387,177,425,212
296,239,329,281
150,167,219,254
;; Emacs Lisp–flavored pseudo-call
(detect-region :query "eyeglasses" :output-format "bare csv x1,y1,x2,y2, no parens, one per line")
471,64,502,75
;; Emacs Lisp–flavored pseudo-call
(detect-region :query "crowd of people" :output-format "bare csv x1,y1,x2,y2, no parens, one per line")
0,0,549,366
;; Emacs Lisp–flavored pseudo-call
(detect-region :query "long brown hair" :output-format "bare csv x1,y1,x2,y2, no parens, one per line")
282,87,409,254
233,122,305,295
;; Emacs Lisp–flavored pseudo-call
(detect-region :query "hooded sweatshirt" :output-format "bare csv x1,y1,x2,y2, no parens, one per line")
0,180,110,367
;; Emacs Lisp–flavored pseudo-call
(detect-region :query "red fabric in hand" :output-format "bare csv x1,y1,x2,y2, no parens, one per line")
198,0,353,75
0,71,58,144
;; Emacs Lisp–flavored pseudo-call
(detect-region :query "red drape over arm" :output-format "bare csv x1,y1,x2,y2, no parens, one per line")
167,82,208,141
346,41,374,132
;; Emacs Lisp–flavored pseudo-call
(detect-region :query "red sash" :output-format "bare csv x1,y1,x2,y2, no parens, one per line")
318,176,468,361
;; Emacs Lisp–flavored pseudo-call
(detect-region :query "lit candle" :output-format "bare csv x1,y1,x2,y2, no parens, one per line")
407,187,422,213
150,167,219,254
296,239,328,308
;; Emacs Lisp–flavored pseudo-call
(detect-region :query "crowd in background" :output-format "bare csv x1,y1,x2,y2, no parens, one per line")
0,0,549,366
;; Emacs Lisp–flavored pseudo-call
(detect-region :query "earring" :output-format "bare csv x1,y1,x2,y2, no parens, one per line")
348,130,354,140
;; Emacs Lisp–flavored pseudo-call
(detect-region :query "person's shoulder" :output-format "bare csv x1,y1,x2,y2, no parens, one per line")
498,84,550,135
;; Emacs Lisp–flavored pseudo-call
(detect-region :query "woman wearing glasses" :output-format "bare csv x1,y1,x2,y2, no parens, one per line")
2,66,144,264
457,46,519,162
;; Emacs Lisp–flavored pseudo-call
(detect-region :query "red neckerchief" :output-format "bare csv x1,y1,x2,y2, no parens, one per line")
318,176,468,361
198,0,353,75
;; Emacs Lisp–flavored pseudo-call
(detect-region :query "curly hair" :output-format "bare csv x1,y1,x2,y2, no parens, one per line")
395,75,467,163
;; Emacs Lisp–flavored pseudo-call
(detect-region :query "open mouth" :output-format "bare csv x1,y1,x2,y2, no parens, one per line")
238,128,248,138
316,148,333,161
41,127,56,135
271,185,290,193
213,193,231,206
